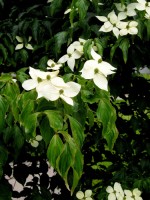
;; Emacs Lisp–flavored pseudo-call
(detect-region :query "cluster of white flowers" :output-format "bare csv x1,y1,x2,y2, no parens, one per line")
22,67,81,106
76,189,93,200
29,135,42,147
106,182,143,200
22,38,117,102
96,0,150,38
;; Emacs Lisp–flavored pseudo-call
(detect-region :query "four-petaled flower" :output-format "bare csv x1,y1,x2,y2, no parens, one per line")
47,59,62,71
115,3,137,18
119,21,138,36
76,189,93,200
58,44,82,71
106,182,124,200
80,48,116,91
96,10,126,38
124,188,143,200
136,0,150,15
29,135,42,148
36,77,81,106
22,67,59,91
15,36,33,50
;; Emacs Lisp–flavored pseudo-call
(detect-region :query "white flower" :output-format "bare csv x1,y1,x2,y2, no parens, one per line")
136,0,150,14
96,10,126,38
64,8,72,14
145,11,150,18
58,44,82,71
124,188,143,200
80,48,116,91
64,7,78,14
47,59,62,70
36,77,81,105
115,3,137,18
47,0,53,3
70,38,86,54
119,21,138,36
106,182,124,200
29,135,42,148
76,189,93,200
22,67,59,91
15,36,33,50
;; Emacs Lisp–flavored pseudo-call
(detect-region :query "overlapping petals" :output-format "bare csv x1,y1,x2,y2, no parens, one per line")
80,48,116,91
58,43,82,71
22,67,81,105
76,189,93,200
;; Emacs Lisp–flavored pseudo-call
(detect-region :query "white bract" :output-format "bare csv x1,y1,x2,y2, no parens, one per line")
106,182,124,200
136,0,150,15
145,11,150,18
115,3,137,18
29,135,42,148
76,189,93,200
70,38,86,54
58,44,82,71
47,59,62,70
36,77,81,105
22,67,59,91
80,48,116,91
124,188,143,200
15,36,33,50
96,10,126,38
119,21,138,36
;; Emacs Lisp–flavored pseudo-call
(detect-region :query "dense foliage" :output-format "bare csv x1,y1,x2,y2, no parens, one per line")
0,0,150,199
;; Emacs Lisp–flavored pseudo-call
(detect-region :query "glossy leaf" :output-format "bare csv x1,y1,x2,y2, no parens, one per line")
47,134,64,167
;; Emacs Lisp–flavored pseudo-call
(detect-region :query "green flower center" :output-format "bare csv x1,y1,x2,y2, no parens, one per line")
94,68,99,74
37,77,42,83
59,89,64,94
98,58,102,63
68,53,72,57
51,63,55,67
47,75,51,80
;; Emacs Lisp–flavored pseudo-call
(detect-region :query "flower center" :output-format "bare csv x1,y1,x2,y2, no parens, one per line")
51,63,55,67
47,75,51,80
59,89,64,94
68,53,72,57
98,58,102,63
37,77,42,83
94,68,99,74
80,42,83,45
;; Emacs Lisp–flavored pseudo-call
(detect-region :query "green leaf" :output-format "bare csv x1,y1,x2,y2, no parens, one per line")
68,116,85,148
32,19,39,42
144,20,150,41
54,31,68,56
57,143,73,177
76,0,89,21
119,38,130,63
0,44,8,61
50,0,63,16
20,100,39,137
20,49,29,63
44,110,63,131
83,39,92,59
96,98,118,150
94,38,104,56
13,125,24,151
0,95,8,130
47,134,64,167
40,117,54,146
2,82,20,101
